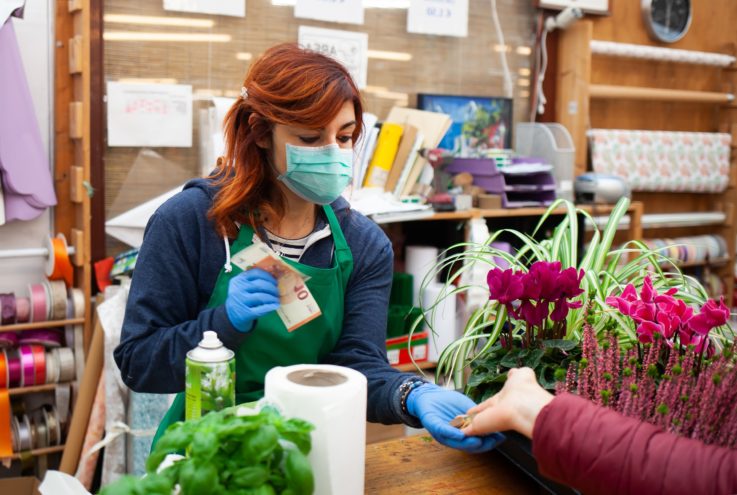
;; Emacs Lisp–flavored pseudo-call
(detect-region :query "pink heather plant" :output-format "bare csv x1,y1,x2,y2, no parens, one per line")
560,314,737,448
487,261,584,347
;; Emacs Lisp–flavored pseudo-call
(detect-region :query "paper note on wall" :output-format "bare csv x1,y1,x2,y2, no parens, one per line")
298,26,368,89
163,0,245,17
107,82,193,148
295,0,364,25
407,0,469,38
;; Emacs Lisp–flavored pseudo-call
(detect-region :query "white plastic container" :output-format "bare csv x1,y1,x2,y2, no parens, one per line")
515,123,576,201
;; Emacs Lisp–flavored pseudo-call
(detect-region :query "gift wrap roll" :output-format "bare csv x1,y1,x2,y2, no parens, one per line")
264,364,367,495
422,282,457,363
405,245,439,306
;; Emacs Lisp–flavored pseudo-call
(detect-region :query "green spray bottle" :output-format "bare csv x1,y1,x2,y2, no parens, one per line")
185,330,235,420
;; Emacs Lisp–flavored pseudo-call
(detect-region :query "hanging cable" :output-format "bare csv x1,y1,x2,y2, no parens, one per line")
489,0,513,99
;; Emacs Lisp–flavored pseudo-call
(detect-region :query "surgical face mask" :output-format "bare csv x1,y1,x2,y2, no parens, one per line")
278,143,353,205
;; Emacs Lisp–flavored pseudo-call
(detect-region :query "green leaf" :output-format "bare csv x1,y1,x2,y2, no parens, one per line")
500,348,524,368
190,430,218,462
284,448,314,495
231,466,271,489
523,348,545,369
538,365,560,390
139,473,174,495
241,425,279,462
542,339,577,351
99,475,145,495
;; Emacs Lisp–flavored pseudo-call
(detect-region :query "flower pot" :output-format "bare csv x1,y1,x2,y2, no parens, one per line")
496,431,578,495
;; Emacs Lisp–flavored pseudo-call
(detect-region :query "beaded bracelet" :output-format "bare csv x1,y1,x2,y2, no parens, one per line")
399,378,427,415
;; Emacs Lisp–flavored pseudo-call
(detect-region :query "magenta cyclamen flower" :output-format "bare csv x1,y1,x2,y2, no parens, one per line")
486,260,585,331
606,275,729,347
523,261,562,300
687,297,730,336
487,267,525,304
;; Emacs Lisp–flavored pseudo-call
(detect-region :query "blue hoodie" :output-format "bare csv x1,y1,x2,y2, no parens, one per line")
114,178,422,427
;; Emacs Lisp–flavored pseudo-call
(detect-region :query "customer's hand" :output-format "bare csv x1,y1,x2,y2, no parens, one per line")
407,383,505,453
224,269,281,332
461,367,554,439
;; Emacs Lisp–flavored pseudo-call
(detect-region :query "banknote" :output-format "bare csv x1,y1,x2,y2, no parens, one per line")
230,242,322,331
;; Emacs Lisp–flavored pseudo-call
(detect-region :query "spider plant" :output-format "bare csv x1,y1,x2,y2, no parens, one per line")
416,197,732,397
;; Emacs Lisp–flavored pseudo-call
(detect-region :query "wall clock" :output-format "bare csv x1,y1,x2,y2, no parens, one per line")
641,0,692,43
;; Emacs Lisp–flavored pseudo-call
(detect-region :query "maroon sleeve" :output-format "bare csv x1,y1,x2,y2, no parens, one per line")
531,392,737,495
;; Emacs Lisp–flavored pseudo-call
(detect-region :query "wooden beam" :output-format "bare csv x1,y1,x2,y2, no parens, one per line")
555,20,592,178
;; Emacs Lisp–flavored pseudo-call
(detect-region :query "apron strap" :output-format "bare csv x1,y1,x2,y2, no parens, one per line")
322,204,353,292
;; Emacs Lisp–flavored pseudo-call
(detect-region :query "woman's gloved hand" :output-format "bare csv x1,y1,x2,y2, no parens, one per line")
224,269,281,332
406,383,505,453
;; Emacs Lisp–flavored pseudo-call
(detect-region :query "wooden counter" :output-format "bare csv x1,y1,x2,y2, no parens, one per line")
365,435,542,494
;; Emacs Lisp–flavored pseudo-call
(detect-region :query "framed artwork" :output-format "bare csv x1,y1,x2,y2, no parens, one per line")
417,93,513,155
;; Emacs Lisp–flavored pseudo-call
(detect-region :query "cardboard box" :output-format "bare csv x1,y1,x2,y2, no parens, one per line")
386,331,428,366
0,477,41,495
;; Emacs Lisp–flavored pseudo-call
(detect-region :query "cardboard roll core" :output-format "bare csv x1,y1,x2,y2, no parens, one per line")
287,369,348,387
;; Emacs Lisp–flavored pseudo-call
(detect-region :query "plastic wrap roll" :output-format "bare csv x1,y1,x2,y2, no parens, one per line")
405,245,439,306
264,364,367,495
422,282,457,363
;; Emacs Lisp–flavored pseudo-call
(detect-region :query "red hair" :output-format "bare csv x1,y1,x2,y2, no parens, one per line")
209,43,364,238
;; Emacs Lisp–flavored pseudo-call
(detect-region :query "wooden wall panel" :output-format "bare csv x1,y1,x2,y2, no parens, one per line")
102,0,536,253
557,0,737,301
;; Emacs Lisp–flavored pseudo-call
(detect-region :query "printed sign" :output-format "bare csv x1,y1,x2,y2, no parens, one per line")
298,26,368,89
107,82,193,147
163,0,245,17
407,0,468,38
295,0,363,25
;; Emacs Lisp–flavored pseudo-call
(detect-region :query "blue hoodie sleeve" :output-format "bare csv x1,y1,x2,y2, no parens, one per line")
320,213,423,427
114,206,246,393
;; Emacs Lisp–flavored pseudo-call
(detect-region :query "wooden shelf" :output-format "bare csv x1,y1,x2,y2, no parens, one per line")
393,361,437,373
8,383,74,397
408,203,634,222
666,256,730,269
0,318,85,332
8,444,64,460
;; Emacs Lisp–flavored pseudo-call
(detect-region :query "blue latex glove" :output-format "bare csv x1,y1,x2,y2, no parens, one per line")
224,268,281,332
407,383,505,453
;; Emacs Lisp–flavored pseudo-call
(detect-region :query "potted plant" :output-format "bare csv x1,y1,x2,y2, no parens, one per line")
416,197,734,491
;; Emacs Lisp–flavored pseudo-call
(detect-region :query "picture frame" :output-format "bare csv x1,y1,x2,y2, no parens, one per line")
416,93,513,156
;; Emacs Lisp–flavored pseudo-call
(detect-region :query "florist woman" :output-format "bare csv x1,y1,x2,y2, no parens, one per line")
114,43,501,453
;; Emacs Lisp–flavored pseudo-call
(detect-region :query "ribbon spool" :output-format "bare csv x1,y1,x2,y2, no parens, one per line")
53,348,75,383
0,293,16,325
45,234,74,288
43,406,60,447
6,348,21,388
18,345,35,387
0,351,6,388
45,280,68,321
45,348,59,384
0,390,11,457
28,283,48,323
0,331,18,348
31,345,46,386
12,414,32,452
34,415,48,449
19,329,63,348
15,297,30,324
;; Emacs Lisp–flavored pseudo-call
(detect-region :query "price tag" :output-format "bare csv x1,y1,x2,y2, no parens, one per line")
407,0,468,38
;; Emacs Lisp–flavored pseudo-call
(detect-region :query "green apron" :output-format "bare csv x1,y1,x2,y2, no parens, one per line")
151,205,353,448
